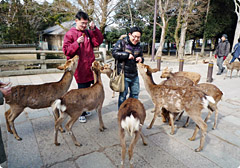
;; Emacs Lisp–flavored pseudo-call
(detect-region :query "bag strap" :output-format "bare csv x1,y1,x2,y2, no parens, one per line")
114,39,126,72
85,29,94,47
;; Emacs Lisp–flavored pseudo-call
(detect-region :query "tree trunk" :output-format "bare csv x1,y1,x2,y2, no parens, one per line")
156,24,167,58
128,0,133,27
174,0,183,58
200,36,206,55
178,0,194,59
233,0,240,51
201,0,211,55
178,22,188,59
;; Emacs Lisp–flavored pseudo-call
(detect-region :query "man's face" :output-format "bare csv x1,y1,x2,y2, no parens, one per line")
221,36,226,41
75,18,88,31
129,32,141,45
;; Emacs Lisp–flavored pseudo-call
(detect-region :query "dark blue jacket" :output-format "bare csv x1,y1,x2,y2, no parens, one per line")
112,36,144,79
233,42,240,58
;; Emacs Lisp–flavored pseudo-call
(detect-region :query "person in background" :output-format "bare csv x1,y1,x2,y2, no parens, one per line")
112,27,144,109
230,37,240,63
215,34,230,75
0,81,11,165
63,11,104,123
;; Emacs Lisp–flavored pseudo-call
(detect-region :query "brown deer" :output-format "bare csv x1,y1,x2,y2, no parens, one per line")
4,55,79,140
161,67,201,85
138,63,216,152
52,61,106,146
224,61,240,78
181,83,223,129
118,98,147,168
101,62,115,98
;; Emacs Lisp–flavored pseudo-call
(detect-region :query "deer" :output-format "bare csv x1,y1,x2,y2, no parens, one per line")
180,83,223,129
137,63,216,152
52,61,106,146
224,61,240,78
118,98,147,168
101,62,116,98
160,67,201,85
4,55,79,141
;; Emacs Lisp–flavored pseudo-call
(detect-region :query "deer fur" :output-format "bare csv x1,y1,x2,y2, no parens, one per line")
224,61,240,78
52,61,106,146
118,98,147,168
138,63,216,152
161,67,201,85
101,63,115,98
4,55,79,140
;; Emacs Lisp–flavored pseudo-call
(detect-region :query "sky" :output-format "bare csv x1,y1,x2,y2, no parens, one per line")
35,0,53,4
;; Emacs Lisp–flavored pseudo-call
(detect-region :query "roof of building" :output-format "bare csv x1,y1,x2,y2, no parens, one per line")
43,20,76,35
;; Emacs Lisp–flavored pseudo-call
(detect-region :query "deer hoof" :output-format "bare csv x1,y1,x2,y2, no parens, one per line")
195,147,202,152
147,126,152,129
55,142,60,146
188,137,195,141
143,142,148,146
15,136,22,141
75,142,82,147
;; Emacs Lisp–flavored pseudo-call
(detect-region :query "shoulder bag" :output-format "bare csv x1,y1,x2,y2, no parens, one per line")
109,60,125,92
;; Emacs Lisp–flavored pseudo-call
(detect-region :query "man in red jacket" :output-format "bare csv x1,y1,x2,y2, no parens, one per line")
63,11,104,123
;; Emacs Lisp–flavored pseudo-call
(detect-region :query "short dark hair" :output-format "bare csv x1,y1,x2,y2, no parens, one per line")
238,37,240,43
75,11,89,20
129,27,142,35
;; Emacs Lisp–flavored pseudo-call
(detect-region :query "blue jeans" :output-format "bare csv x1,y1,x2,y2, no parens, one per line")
118,76,140,109
78,80,94,116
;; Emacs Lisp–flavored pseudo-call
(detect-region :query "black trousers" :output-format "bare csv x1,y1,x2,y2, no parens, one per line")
0,127,6,164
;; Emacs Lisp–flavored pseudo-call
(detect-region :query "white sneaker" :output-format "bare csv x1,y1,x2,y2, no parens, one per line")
79,116,86,123
85,111,92,117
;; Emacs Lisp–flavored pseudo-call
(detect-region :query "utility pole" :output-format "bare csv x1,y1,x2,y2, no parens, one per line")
151,0,157,61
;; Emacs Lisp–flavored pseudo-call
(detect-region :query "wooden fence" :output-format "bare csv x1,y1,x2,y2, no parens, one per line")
0,50,104,77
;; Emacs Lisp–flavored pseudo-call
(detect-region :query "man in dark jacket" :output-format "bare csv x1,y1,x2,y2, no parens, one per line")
215,34,230,75
230,37,240,63
112,27,144,108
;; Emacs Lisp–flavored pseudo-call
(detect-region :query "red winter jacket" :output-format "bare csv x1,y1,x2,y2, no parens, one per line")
63,27,103,84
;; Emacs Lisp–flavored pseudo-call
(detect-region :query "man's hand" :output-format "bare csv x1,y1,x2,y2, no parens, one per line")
136,57,142,63
129,54,134,60
77,35,84,43
89,21,95,30
0,87,11,96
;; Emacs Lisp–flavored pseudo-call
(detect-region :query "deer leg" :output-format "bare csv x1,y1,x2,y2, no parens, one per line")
183,117,190,128
54,111,65,146
139,128,147,145
188,113,207,152
147,106,161,129
97,104,106,131
119,128,126,168
53,108,65,133
128,131,140,167
5,109,12,134
65,115,82,147
8,107,24,140
176,111,184,121
169,113,175,135
212,107,218,130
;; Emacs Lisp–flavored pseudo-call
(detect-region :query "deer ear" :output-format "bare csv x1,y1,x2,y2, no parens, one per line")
57,65,64,70
152,68,158,73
